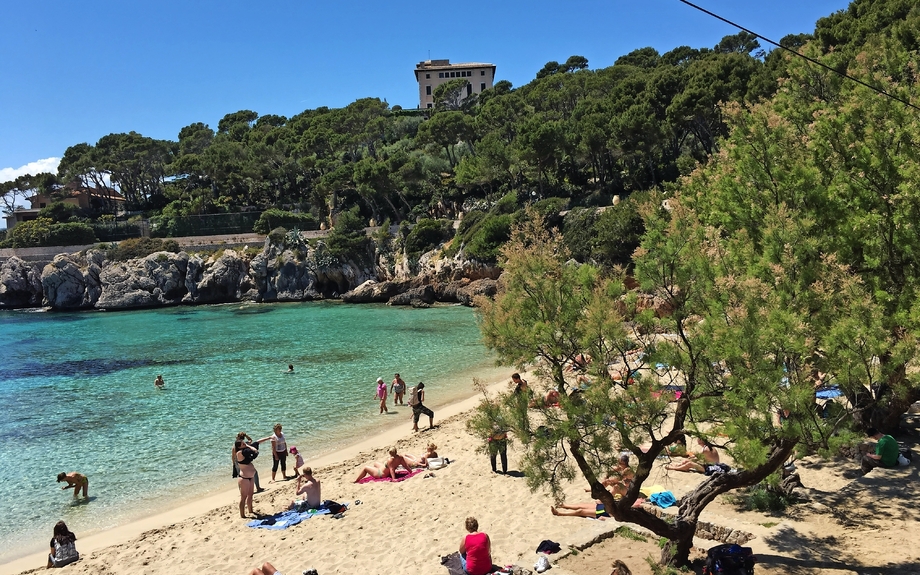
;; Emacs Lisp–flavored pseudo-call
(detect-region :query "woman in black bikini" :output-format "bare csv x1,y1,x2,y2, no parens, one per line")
236,439,258,518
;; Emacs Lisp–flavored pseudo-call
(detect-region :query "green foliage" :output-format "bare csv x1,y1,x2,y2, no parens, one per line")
326,206,371,263
38,202,84,224
733,482,796,513
562,208,598,261
463,214,512,262
253,209,317,234
104,237,180,261
403,218,452,258
591,198,646,267
3,218,97,248
614,526,648,542
530,197,568,229
267,227,287,245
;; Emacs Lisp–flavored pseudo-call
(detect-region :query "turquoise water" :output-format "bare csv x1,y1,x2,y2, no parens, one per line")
0,302,499,563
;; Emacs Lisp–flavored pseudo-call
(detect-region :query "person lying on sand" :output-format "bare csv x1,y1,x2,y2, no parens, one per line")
666,438,728,475
354,448,412,481
403,443,438,468
551,501,611,519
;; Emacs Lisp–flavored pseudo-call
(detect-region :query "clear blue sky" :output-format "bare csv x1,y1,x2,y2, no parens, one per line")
0,0,851,179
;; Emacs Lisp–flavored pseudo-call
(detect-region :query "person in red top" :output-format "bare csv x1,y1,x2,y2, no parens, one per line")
459,516,493,575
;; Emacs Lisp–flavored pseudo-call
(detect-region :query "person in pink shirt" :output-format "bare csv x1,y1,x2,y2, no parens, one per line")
459,516,493,575
374,377,389,414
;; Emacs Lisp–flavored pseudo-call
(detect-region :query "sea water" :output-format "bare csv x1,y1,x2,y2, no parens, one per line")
0,302,502,563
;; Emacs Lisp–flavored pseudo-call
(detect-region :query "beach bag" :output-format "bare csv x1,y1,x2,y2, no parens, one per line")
408,386,419,406
702,544,755,575
322,500,346,514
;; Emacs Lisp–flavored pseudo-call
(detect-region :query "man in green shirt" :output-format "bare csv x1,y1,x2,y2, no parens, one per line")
861,428,900,474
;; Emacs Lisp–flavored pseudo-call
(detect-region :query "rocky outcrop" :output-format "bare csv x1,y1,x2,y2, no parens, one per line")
342,280,407,303
388,285,436,306
0,256,43,308
41,251,105,310
96,251,190,309
456,278,498,307
184,250,248,304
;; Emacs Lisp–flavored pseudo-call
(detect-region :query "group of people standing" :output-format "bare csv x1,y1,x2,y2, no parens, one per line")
373,374,435,432
232,423,298,518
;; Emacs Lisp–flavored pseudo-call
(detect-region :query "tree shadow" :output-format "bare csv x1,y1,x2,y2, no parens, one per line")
761,525,920,574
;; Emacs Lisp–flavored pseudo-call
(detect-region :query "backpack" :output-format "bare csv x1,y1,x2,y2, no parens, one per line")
408,386,419,406
702,544,755,575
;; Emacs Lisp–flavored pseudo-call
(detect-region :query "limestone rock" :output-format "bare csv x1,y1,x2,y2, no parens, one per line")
456,278,498,307
0,256,43,308
41,251,105,310
185,250,247,304
388,285,436,306
96,251,189,309
342,280,405,303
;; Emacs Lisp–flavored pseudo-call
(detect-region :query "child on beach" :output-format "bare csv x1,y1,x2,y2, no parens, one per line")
289,446,305,477
47,520,79,568
56,472,88,499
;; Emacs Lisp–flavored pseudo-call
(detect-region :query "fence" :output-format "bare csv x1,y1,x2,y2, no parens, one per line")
92,220,151,242
150,212,263,238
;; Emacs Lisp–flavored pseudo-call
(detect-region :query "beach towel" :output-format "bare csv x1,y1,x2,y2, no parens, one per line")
246,508,330,530
815,385,843,399
356,468,424,484
640,484,666,497
649,490,677,509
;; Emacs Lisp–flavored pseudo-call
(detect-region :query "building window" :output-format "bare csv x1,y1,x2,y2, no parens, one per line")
450,71,456,77
439,72,444,78
481,82,486,91
481,70,485,76
427,103,432,108
426,85,432,95
466,83,473,97
426,73,430,79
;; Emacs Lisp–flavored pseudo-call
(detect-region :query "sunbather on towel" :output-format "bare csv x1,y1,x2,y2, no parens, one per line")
666,438,724,474
354,447,412,481
249,561,281,575
403,443,438,468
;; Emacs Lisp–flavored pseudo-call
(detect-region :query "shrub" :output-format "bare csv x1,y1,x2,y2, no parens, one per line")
253,209,317,234
562,207,598,261
404,218,452,258
736,482,797,513
39,201,84,224
464,213,512,262
492,191,520,215
4,218,98,248
267,227,288,245
327,206,371,263
531,197,568,229
106,237,180,261
592,200,645,267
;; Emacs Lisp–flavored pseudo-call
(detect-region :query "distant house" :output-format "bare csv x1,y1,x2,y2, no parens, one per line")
4,185,126,230
414,59,496,109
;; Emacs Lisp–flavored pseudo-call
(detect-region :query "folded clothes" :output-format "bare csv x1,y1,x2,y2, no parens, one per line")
356,468,424,484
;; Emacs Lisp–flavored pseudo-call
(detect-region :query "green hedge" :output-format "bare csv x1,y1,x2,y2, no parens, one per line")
105,237,180,261
253,209,317,234
3,218,98,248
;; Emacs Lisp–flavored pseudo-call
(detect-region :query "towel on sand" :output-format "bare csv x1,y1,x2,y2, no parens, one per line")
640,484,666,497
246,508,330,530
649,491,677,508
356,468,424,484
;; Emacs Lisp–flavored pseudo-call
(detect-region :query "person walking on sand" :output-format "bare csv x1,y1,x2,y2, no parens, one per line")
375,377,389,414
410,382,434,432
293,467,322,508
56,472,88,499
154,375,165,389
391,373,406,406
235,439,258,518
46,520,79,568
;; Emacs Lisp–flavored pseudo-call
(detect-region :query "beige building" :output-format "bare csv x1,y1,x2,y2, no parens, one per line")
414,59,496,109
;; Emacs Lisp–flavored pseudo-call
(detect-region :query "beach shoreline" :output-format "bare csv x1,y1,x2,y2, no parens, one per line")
0,369,515,575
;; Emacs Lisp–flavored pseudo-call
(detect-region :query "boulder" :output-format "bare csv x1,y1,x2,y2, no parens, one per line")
41,251,105,310
388,285,436,306
185,250,247,304
342,280,405,303
96,251,189,309
456,278,498,307
0,256,43,308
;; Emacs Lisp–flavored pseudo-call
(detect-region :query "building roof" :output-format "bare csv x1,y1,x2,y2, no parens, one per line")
415,59,494,71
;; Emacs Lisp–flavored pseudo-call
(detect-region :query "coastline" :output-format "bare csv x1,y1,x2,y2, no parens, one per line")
0,368,514,575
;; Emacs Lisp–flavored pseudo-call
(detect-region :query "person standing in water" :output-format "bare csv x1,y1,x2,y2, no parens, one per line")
56,472,88,499
391,373,406,406
375,377,389,414
154,375,165,389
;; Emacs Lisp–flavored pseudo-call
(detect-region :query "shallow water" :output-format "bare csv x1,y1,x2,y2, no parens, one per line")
0,302,500,562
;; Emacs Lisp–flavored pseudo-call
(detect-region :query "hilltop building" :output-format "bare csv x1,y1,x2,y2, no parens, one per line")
414,59,496,109
4,185,125,230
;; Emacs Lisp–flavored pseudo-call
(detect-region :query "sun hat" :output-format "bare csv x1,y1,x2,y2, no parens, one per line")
377,377,384,383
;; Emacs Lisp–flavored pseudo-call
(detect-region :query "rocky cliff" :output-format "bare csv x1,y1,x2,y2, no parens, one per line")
0,239,499,311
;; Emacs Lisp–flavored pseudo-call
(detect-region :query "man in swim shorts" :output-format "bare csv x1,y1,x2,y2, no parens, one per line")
57,472,88,499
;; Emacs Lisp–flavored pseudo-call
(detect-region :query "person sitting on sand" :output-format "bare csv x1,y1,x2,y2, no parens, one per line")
666,438,728,475
56,472,88,499
861,427,900,474
551,500,612,519
154,374,165,389
47,520,79,568
592,453,634,498
544,388,561,406
355,448,412,481
459,516,494,575
293,467,321,509
404,443,439,468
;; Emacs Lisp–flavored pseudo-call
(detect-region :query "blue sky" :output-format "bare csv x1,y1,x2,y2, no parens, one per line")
0,0,851,180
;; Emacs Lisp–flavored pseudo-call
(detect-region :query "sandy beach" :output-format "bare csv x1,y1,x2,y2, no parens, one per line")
7,374,920,575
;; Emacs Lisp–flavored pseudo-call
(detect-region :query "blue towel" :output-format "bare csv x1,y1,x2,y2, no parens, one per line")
246,507,331,530
815,386,843,399
649,491,677,509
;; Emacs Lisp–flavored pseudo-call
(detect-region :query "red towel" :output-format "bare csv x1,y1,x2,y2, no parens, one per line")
356,468,424,484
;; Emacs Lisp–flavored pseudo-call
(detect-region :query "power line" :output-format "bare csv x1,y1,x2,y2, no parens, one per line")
677,0,920,112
